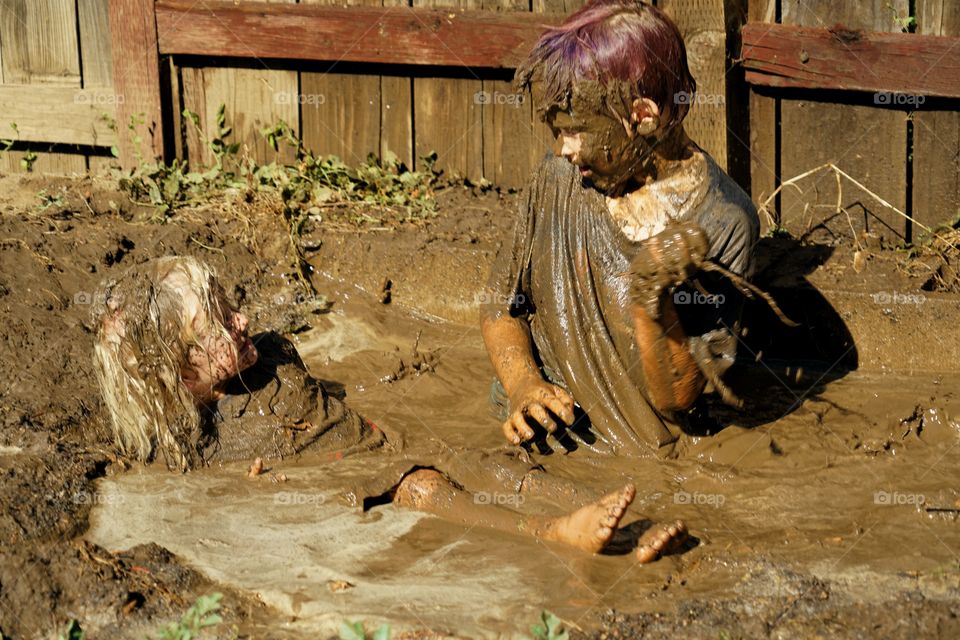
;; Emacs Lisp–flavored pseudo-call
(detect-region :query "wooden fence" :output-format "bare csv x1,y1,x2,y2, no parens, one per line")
0,0,957,234
0,0,736,190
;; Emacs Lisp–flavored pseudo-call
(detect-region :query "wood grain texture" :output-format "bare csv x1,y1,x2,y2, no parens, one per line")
175,0,298,167
742,23,960,97
912,0,960,231
412,0,483,181
746,0,778,219
779,0,909,241
78,0,113,88
0,149,87,174
109,0,164,165
481,0,547,189
660,0,729,170
0,0,81,85
0,86,118,146
156,1,564,69
300,0,392,166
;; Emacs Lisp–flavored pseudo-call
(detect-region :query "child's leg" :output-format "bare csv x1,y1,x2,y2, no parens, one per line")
394,468,678,559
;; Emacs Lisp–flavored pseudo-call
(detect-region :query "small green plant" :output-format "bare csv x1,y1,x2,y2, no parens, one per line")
153,592,223,640
57,619,84,640
531,610,568,640
0,123,38,171
887,2,916,32
338,620,391,640
37,188,65,211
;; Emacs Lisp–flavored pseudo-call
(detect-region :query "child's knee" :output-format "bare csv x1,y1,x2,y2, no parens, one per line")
394,468,448,508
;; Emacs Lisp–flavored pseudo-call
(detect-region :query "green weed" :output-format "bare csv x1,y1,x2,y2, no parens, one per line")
153,592,224,640
339,621,391,640
531,610,568,640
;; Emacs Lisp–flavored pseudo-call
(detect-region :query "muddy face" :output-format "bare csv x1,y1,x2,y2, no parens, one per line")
181,290,258,402
542,81,658,194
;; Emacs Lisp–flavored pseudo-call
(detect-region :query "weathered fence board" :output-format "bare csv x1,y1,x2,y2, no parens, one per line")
156,0,560,69
109,0,164,165
778,0,908,240
299,0,404,167
0,0,87,173
742,23,960,98
746,0,779,224
79,0,113,88
177,0,299,167
0,86,118,146
412,0,484,180
912,0,960,232
660,0,729,170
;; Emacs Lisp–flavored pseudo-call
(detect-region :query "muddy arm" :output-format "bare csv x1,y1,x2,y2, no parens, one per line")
630,297,706,414
480,313,543,395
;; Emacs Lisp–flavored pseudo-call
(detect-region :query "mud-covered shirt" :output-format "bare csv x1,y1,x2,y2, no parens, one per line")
481,153,759,457
203,332,384,464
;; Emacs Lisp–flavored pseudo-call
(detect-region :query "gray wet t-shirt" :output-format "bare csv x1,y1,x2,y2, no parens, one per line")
482,153,759,457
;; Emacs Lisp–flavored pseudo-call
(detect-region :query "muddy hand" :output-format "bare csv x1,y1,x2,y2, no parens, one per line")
503,377,575,445
629,221,709,317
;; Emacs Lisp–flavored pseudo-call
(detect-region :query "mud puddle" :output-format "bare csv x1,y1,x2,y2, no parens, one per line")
87,281,960,637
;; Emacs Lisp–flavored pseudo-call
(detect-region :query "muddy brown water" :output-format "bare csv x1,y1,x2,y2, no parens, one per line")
87,278,960,638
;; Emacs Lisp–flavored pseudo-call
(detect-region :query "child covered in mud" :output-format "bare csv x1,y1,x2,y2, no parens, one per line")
481,0,759,456
93,256,687,562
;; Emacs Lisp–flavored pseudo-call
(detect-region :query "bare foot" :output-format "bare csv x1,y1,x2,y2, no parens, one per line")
537,484,636,553
635,519,687,563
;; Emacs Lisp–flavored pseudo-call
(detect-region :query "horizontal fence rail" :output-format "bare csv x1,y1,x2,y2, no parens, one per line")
156,0,564,69
742,23,960,98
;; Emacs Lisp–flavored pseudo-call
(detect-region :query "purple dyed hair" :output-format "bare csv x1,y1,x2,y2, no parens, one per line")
515,0,696,130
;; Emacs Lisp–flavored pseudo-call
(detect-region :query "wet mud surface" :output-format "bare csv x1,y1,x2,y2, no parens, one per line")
1,172,960,638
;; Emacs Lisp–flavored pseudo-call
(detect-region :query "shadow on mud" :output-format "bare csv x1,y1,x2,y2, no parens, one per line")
704,237,858,430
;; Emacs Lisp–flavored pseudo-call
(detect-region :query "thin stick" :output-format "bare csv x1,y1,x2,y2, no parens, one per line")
699,262,800,327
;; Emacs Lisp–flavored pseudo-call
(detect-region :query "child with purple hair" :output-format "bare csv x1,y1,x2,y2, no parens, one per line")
481,0,759,456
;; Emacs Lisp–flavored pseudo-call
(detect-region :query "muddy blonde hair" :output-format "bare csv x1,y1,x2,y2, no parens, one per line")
92,256,234,471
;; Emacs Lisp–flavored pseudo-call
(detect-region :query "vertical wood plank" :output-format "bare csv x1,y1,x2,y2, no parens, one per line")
912,0,960,231
78,0,112,88
779,0,909,240
0,0,89,172
300,0,385,166
0,0,81,85
176,0,298,168
659,0,729,170
109,0,164,165
747,0,778,225
412,0,483,181
381,74,413,168
481,0,543,189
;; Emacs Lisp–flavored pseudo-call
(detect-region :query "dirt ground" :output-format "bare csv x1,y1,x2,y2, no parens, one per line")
1,170,959,639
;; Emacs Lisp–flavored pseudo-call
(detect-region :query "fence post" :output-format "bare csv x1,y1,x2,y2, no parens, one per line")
108,0,164,168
